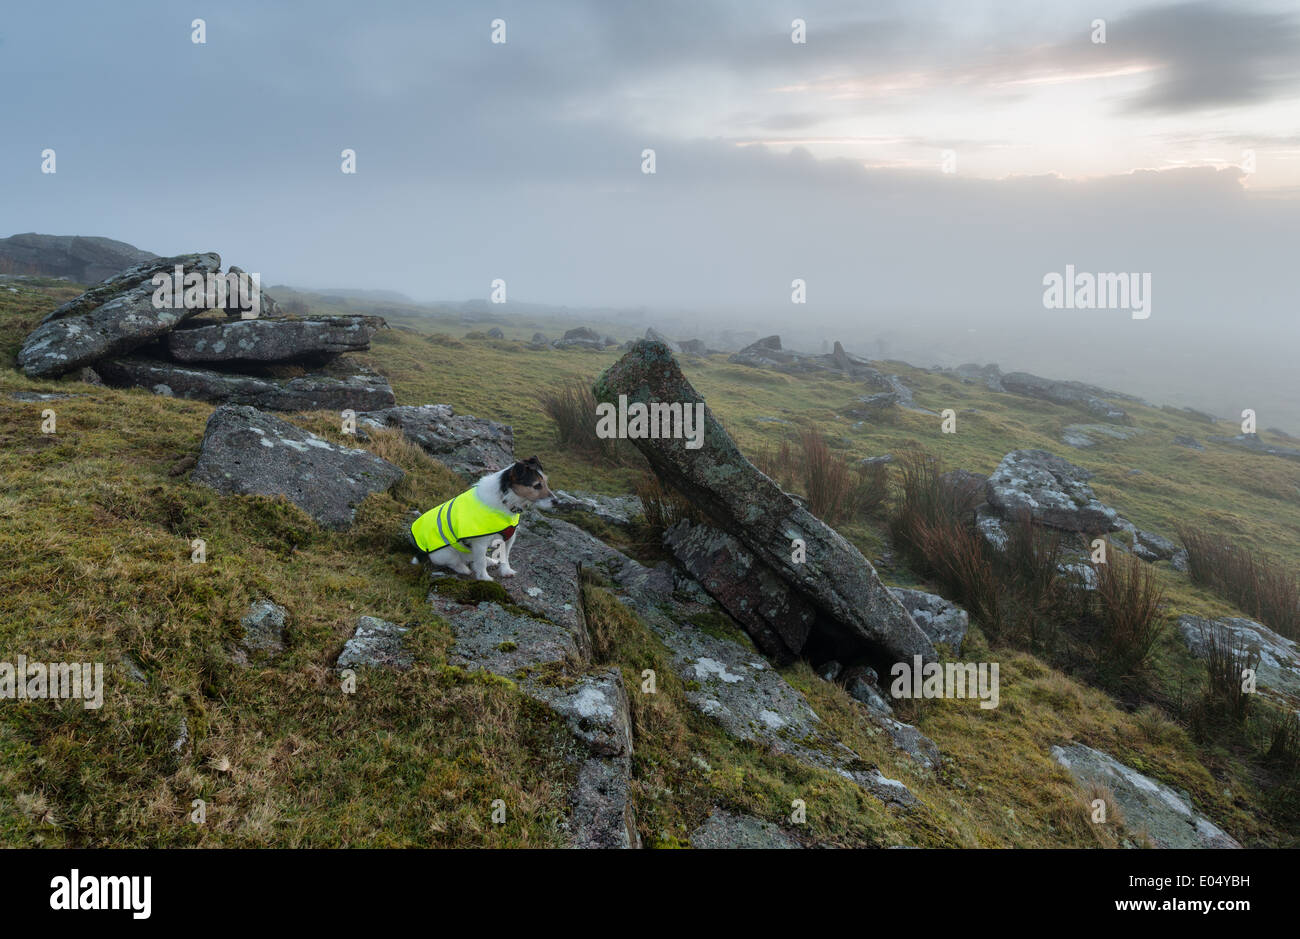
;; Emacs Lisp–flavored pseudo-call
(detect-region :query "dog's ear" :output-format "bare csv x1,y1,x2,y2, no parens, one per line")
526,455,543,470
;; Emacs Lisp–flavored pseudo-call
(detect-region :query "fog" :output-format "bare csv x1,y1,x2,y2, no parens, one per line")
2,0,1296,427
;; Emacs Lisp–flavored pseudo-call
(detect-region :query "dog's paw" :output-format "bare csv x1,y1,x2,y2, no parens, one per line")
474,573,494,582
499,566,517,578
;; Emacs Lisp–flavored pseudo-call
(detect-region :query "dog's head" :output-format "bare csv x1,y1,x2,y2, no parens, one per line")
500,455,554,507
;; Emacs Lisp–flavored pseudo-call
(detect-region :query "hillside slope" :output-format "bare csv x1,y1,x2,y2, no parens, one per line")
1,279,1296,847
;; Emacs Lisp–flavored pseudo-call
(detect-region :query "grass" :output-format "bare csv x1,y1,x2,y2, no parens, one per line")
1177,525,1299,638
2,276,1299,846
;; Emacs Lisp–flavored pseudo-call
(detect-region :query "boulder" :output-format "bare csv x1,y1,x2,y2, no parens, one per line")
218,266,280,319
336,616,412,669
1173,435,1205,451
18,253,222,378
168,315,383,364
191,404,403,529
663,520,816,663
689,809,801,849
97,357,395,412
644,328,681,353
729,335,828,373
679,339,707,355
889,588,969,653
594,341,936,667
1178,615,1300,713
547,489,644,527
39,252,197,325
240,600,287,655
554,327,605,350
986,449,1121,532
486,327,505,339
1001,371,1129,424
0,233,156,287
357,404,513,478
1051,744,1239,848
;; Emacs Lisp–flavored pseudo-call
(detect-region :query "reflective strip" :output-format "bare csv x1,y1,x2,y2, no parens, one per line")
437,495,465,552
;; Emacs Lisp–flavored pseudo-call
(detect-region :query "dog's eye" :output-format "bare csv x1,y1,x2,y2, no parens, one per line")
533,483,542,489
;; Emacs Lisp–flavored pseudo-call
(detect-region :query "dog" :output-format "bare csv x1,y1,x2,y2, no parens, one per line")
410,456,554,581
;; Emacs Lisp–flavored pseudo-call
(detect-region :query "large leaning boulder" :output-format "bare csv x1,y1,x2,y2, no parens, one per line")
97,357,395,412
986,449,1121,533
191,405,403,529
18,253,222,378
168,315,383,364
594,340,935,667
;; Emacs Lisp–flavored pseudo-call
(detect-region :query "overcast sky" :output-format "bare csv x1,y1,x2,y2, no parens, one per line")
2,0,1297,419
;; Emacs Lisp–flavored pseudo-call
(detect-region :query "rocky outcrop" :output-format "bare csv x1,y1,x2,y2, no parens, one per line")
1173,435,1205,450
18,253,222,377
689,809,802,849
644,328,681,353
39,253,204,325
1113,520,1179,562
1207,433,1300,463
1001,371,1130,424
431,569,638,848
98,357,396,412
1051,743,1240,848
191,405,403,529
951,362,1005,392
1178,615,1300,713
356,404,513,477
0,233,156,285
548,490,644,527
337,616,412,669
986,449,1121,533
889,588,969,654
594,340,936,669
168,315,382,364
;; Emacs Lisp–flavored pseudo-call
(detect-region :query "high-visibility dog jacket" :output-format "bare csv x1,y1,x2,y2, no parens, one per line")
411,488,520,554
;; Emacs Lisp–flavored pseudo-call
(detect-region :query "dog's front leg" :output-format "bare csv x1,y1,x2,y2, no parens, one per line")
469,537,493,581
498,531,518,578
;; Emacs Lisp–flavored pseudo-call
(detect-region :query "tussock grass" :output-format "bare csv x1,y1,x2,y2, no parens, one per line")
1177,525,1298,638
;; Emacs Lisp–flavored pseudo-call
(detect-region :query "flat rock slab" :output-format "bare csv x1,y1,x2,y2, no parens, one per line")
1062,423,1147,448
337,616,412,669
169,315,383,364
19,253,221,378
1051,743,1240,848
191,404,403,529
98,357,395,412
987,449,1121,532
689,809,801,849
548,489,644,527
594,340,935,667
38,251,209,325
439,596,581,675
357,404,513,477
1178,615,1300,712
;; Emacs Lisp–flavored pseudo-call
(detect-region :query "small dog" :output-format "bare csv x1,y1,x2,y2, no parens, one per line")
411,456,554,581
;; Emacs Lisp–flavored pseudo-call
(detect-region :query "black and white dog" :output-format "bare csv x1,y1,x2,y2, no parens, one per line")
412,456,554,581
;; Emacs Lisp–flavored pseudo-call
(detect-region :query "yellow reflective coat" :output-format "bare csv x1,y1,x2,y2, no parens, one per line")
411,488,520,554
